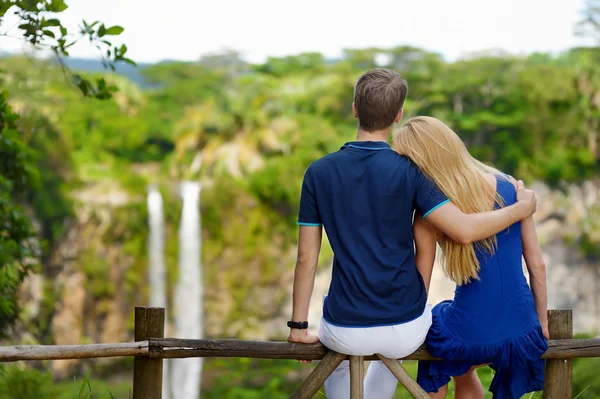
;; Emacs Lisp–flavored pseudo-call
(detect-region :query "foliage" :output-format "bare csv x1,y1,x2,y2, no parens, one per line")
203,358,309,399
0,366,125,399
573,357,600,398
1,0,134,99
0,363,59,398
0,90,38,331
0,0,133,334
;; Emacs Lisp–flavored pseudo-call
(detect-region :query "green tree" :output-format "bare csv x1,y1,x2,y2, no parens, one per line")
0,91,38,330
0,0,132,333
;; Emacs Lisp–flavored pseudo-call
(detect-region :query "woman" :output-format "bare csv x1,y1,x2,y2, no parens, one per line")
392,116,549,399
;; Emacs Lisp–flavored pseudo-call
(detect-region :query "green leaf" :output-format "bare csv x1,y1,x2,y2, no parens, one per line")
0,2,13,17
44,18,61,27
104,25,124,35
72,75,91,96
76,373,87,398
47,0,68,12
123,57,137,67
59,26,67,36
97,24,106,37
20,0,39,12
42,30,55,38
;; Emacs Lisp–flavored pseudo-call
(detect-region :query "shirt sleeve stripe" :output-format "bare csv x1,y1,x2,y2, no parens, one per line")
422,199,451,219
297,222,322,227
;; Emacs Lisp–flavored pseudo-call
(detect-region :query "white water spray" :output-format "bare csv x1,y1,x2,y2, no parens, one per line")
147,186,171,399
172,181,203,399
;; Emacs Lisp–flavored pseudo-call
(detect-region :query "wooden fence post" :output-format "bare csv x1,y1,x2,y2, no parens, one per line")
376,354,429,399
133,307,165,399
349,355,364,399
290,351,347,399
543,309,573,399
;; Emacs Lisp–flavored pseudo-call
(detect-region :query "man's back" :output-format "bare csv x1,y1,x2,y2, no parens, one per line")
298,140,448,326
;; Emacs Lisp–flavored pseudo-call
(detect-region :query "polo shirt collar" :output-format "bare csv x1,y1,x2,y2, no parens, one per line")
341,141,393,151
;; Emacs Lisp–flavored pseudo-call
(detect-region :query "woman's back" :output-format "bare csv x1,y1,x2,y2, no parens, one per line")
418,173,547,398
444,174,541,343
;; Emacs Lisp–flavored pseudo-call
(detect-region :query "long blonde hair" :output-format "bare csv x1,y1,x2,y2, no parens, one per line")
392,116,505,286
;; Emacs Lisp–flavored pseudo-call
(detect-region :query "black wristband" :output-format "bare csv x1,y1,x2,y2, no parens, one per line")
287,320,308,329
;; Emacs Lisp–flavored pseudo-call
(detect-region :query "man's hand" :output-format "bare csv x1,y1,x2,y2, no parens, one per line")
516,180,537,218
288,329,320,363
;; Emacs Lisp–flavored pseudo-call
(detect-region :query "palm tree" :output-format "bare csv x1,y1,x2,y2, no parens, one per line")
171,74,296,181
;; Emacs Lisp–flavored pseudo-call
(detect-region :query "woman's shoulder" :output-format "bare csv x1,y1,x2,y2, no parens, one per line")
494,171,518,189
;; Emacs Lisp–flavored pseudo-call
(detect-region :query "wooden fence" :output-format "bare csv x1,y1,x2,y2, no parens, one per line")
1,307,599,399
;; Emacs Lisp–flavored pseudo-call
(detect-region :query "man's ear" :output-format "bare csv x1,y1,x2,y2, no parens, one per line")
352,103,359,119
394,109,403,124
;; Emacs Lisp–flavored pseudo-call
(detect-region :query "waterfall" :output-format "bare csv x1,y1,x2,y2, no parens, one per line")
172,181,203,399
147,186,171,399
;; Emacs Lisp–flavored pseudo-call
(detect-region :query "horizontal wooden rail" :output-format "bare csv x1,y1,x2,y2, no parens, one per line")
149,339,333,360
148,337,600,361
0,341,149,362
0,337,598,363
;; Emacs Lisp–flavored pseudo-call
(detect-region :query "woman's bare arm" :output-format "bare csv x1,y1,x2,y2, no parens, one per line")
503,175,548,339
414,213,439,294
521,215,549,339
425,181,537,245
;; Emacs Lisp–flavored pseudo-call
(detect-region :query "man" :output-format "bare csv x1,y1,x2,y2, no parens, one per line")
286,68,537,398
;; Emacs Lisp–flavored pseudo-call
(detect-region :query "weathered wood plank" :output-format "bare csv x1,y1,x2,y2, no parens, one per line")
376,354,429,399
543,309,573,399
543,337,600,359
133,307,165,399
150,339,331,360
148,337,600,361
289,351,347,399
350,356,364,399
1,337,598,363
0,342,148,362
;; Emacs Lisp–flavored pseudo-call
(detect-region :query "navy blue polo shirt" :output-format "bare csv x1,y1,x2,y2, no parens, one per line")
298,141,449,327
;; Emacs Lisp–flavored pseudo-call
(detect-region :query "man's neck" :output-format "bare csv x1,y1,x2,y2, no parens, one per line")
355,127,391,142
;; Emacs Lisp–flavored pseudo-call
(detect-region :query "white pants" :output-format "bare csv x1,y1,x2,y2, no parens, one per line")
318,305,432,399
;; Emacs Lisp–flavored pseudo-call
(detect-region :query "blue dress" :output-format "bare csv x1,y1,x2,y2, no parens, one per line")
417,175,548,398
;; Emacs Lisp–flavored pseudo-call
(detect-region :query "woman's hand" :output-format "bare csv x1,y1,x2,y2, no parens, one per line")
288,329,320,363
542,321,550,340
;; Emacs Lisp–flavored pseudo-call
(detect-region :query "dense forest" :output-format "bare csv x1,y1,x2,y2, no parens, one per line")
1,1,600,397
5,44,598,272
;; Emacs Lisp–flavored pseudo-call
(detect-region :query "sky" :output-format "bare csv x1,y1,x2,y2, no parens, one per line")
0,0,589,64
